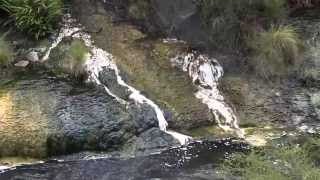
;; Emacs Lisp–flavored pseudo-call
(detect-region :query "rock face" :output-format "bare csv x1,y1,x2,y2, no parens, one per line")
219,11,320,134
70,0,216,132
0,69,178,158
98,0,211,49
311,93,320,119
14,61,29,67
26,51,39,62
149,0,211,48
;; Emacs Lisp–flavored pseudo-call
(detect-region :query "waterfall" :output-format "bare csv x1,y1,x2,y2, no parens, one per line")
171,53,244,138
43,14,191,145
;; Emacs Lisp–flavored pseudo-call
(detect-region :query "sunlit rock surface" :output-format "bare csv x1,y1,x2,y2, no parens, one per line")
0,69,178,159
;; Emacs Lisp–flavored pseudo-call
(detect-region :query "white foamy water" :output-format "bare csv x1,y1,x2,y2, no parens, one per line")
171,53,244,138
42,15,191,145
0,166,9,171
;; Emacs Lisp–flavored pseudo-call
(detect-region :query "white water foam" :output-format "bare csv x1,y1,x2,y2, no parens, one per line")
0,166,9,171
42,15,191,145
171,53,244,138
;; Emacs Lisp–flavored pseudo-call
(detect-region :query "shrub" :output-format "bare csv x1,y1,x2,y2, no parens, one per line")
0,0,62,39
221,138,320,180
60,39,88,78
0,34,13,67
247,25,302,78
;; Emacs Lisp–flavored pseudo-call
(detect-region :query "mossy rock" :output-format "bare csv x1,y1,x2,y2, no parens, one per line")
46,38,88,79
70,0,220,133
108,24,214,131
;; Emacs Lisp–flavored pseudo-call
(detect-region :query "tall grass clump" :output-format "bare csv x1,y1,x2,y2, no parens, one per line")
61,39,88,78
221,138,320,180
247,25,302,78
0,34,13,67
0,0,62,39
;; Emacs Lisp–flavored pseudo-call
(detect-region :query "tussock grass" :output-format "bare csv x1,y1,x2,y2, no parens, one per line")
61,39,88,78
248,25,302,78
0,0,62,39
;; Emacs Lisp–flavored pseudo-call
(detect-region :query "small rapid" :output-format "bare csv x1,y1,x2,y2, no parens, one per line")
171,53,245,138
43,14,191,145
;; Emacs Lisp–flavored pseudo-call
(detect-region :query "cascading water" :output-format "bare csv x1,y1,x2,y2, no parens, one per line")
171,53,245,138
43,14,191,145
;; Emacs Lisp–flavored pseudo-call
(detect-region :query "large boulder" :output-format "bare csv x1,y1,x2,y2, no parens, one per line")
0,69,177,158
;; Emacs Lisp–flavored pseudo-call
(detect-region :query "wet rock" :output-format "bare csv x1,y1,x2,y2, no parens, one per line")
128,128,179,156
129,105,159,134
26,51,39,62
98,0,210,48
222,74,320,134
150,0,197,30
0,70,166,158
149,0,210,47
14,61,29,67
99,68,131,100
311,92,320,119
46,86,160,155
70,0,215,132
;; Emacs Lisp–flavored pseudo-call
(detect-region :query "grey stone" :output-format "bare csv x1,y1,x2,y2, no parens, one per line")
311,92,320,119
0,70,166,157
26,51,39,62
14,60,29,67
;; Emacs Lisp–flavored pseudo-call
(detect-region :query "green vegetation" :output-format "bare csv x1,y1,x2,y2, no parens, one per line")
247,25,302,78
62,39,88,78
199,0,305,79
48,38,89,79
221,137,320,180
0,34,13,67
60,39,88,78
0,0,62,39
